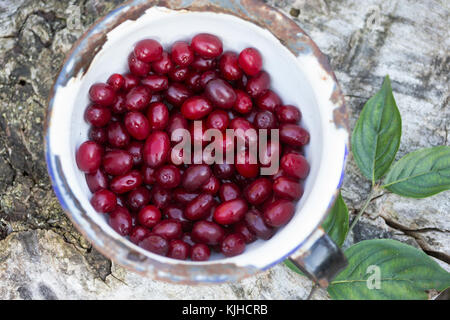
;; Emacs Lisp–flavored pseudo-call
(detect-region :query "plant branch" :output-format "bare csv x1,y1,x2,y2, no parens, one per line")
349,186,378,232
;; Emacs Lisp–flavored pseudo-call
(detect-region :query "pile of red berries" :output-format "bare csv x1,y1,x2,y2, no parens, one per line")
75,33,310,261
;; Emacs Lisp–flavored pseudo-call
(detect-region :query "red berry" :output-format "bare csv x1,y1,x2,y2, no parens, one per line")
76,141,103,173
221,233,245,257
138,205,161,228
238,48,262,76
214,198,248,225
90,189,117,213
191,33,223,58
109,206,133,236
134,39,163,63
89,83,116,106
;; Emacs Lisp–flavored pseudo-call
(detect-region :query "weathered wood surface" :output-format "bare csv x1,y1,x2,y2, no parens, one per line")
0,0,448,299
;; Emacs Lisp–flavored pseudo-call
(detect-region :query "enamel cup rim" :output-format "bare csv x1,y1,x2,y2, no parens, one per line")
45,1,349,283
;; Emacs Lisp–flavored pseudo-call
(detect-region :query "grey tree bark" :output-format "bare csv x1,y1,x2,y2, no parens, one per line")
0,0,448,299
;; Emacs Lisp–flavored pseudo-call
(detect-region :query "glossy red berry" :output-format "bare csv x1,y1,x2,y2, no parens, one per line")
110,170,142,194
76,141,103,173
244,178,272,205
103,149,133,176
107,73,125,91
128,53,151,77
238,48,262,76
107,121,130,148
130,226,150,244
280,153,310,179
85,105,111,127
182,164,212,192
204,79,236,109
171,41,194,67
109,206,133,236
141,74,169,92
280,124,310,147
134,39,163,63
124,111,150,140
168,240,191,260
191,221,225,245
126,186,151,211
181,96,213,120
273,176,303,200
191,33,223,58
85,169,108,193
185,193,215,221
125,86,151,111
221,233,246,257
263,199,295,227
138,234,169,256
191,243,211,261
143,131,170,168
138,205,161,228
219,182,241,202
234,90,253,114
276,105,302,124
246,71,270,98
219,51,242,81
90,189,117,213
155,164,181,189
214,198,248,225
153,219,183,240
152,51,173,75
89,83,116,107
206,110,229,131
244,209,274,240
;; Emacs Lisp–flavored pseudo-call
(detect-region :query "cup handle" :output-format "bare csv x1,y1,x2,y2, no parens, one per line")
288,227,348,288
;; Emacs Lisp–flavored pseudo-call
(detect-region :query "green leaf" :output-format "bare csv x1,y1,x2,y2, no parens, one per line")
382,146,450,198
328,239,450,300
322,193,349,247
351,75,402,183
284,194,349,275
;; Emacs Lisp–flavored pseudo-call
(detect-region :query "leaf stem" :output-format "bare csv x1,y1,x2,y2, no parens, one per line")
349,187,378,233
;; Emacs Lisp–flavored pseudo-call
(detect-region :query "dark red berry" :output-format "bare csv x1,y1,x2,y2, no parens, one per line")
153,219,183,240
85,169,108,193
89,83,116,107
138,205,161,228
109,206,133,236
219,51,242,81
107,73,125,91
138,234,169,255
221,233,245,257
85,105,111,127
134,39,163,63
191,243,210,261
214,198,248,225
126,186,151,211
90,189,117,213
168,240,191,260
155,164,181,189
238,48,262,76
191,221,225,245
263,199,295,227
276,105,301,124
280,153,310,179
171,41,194,67
103,149,133,176
204,79,236,109
191,33,223,58
76,141,103,173
143,131,170,168
110,170,142,194
152,51,173,75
